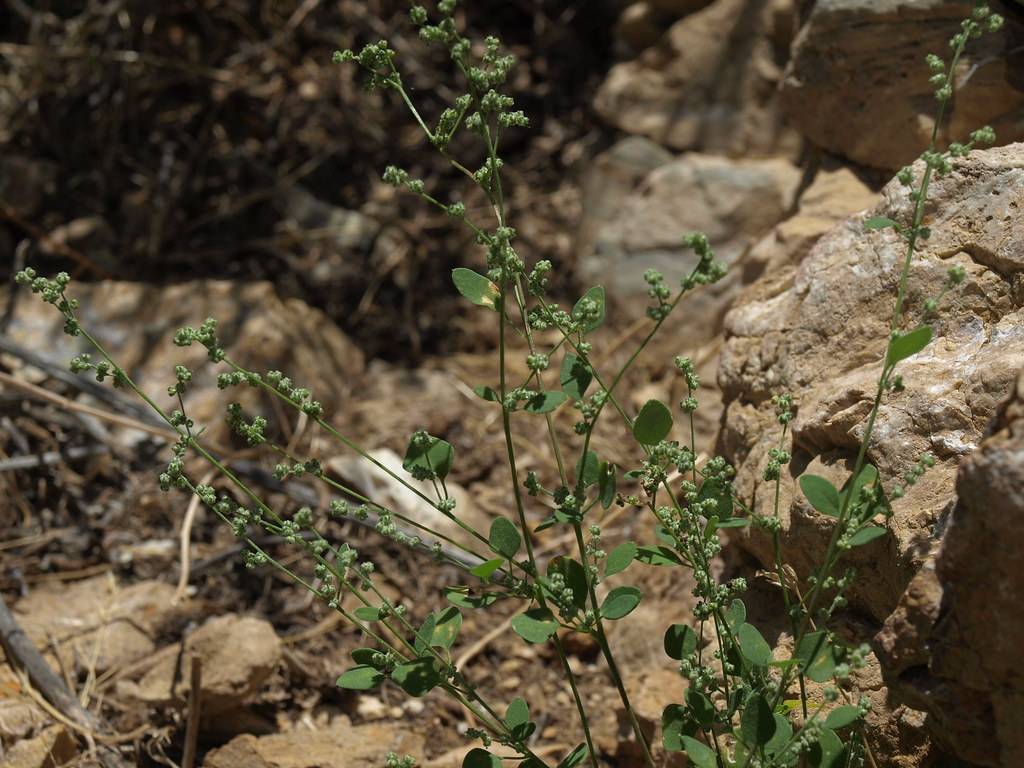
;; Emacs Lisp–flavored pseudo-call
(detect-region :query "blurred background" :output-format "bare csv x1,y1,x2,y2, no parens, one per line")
0,2,1022,767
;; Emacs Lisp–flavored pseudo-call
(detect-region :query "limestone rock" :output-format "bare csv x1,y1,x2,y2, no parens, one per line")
718,143,1024,621
583,152,802,330
126,614,282,715
1,726,77,768
878,369,1024,766
3,280,364,443
14,576,176,675
740,163,879,285
780,0,1024,170
202,722,424,768
595,0,801,157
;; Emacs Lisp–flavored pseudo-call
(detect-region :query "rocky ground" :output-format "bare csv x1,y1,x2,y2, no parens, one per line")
1,1,1023,767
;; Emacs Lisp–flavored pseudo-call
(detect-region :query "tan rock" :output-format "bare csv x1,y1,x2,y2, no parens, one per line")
3,280,364,444
617,3,666,52
780,0,1024,170
595,0,802,157
878,368,1024,766
2,725,77,768
14,576,176,675
584,152,802,331
127,614,282,715
202,722,424,768
719,143,1024,620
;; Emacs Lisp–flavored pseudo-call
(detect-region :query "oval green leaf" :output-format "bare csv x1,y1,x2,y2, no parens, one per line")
560,353,592,401
800,474,841,517
848,525,887,547
664,623,698,660
601,585,642,620
524,390,568,414
511,608,558,644
489,517,522,559
633,399,673,445
681,736,717,768
452,268,499,310
336,665,385,690
737,622,773,667
825,705,863,730
572,286,606,334
887,325,932,366
604,541,637,577
391,657,441,697
740,693,777,747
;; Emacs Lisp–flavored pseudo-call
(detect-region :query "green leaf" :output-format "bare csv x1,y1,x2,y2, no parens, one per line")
887,325,932,366
414,614,436,655
796,630,836,683
848,525,888,547
336,665,385,690
470,557,505,579
489,517,522,559
601,586,642,620
825,705,863,730
575,450,599,487
662,704,697,752
350,648,383,668
402,432,453,480
725,599,746,631
572,286,606,334
808,728,845,768
740,693,777,747
546,557,588,610
391,657,441,697
556,744,589,768
445,586,502,609
604,541,637,577
524,390,568,414
598,461,617,509
636,545,683,566
452,268,499,310
713,517,750,529
841,463,878,507
560,353,592,401
737,623,773,667
463,748,502,768
473,385,499,402
633,399,673,445
506,697,530,729
800,474,840,517
864,215,899,230
686,689,716,728
431,606,463,650
697,476,734,519
765,714,793,756
681,736,717,768
511,608,559,644
664,623,698,660
353,606,383,621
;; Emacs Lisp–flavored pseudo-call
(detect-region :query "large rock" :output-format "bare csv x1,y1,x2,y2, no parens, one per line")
4,280,364,443
718,143,1024,621
14,576,177,675
878,369,1024,766
124,614,282,715
595,0,802,157
202,721,424,768
781,0,1024,170
582,151,802,329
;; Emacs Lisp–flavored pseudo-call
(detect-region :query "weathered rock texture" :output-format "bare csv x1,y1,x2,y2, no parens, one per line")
203,721,424,768
719,142,1024,621
123,614,282,715
878,369,1024,767
582,149,802,329
596,0,802,157
781,0,1024,170
4,280,364,443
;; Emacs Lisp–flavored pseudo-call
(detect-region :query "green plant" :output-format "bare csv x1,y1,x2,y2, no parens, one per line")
16,2,1004,766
